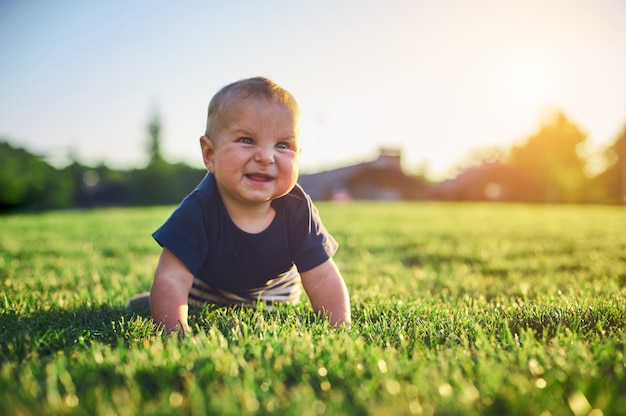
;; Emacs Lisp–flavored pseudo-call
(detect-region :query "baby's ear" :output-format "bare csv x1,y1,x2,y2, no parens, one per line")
199,136,215,172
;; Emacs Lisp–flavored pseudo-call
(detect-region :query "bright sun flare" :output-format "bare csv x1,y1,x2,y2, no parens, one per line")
506,57,557,111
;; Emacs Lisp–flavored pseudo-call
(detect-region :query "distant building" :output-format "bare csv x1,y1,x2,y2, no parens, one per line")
431,162,544,202
298,148,429,201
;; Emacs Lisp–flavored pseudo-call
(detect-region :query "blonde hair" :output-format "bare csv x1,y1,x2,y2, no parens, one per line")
205,77,299,137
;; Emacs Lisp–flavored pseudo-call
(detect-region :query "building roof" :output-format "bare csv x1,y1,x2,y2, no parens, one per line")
298,149,428,200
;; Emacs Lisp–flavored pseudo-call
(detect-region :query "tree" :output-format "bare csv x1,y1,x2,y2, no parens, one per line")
131,111,206,205
507,111,589,203
595,122,626,204
0,140,74,211
146,110,164,166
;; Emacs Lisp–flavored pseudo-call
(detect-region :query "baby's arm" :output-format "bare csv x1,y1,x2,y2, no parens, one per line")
150,248,194,334
301,258,351,327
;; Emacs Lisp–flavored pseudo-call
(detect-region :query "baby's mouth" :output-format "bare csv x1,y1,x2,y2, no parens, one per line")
245,173,274,182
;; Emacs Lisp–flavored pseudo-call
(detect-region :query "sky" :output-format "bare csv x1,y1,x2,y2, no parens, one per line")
1,0,626,179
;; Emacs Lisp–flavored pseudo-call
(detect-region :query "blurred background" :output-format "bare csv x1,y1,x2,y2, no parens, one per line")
1,0,625,210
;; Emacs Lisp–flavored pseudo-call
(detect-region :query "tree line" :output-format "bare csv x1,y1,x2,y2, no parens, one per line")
1,109,625,212
506,111,624,204
0,114,206,213
439,111,625,204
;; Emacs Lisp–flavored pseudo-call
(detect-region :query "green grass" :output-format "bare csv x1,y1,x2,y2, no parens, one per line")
1,203,625,415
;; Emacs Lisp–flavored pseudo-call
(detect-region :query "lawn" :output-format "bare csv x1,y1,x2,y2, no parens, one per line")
0,202,625,415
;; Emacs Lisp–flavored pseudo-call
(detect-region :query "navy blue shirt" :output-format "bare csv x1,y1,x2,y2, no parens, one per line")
153,173,338,293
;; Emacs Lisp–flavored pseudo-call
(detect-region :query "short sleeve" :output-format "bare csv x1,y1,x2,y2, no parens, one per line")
152,193,211,276
284,185,338,273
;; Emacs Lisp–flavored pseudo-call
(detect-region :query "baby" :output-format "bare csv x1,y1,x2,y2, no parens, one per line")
129,77,350,334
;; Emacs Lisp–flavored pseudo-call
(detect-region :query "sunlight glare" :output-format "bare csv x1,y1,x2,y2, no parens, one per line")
510,58,554,109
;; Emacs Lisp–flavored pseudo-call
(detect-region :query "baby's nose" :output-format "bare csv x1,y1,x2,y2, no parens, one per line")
255,146,275,164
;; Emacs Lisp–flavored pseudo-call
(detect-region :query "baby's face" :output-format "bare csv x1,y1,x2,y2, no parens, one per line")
203,97,300,208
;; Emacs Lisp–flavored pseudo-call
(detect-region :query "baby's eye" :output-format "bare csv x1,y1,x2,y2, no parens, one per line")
275,142,294,150
238,137,255,145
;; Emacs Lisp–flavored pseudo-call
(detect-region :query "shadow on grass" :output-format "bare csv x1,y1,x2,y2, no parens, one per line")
0,302,331,363
0,305,147,363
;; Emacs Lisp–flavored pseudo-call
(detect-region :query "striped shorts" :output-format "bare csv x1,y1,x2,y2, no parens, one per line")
188,264,303,309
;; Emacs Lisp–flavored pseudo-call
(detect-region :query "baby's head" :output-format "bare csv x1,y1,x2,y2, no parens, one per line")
205,77,299,138
200,77,302,205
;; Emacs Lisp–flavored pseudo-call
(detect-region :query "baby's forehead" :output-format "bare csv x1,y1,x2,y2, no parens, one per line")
227,94,293,111
225,96,298,122
207,92,299,137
